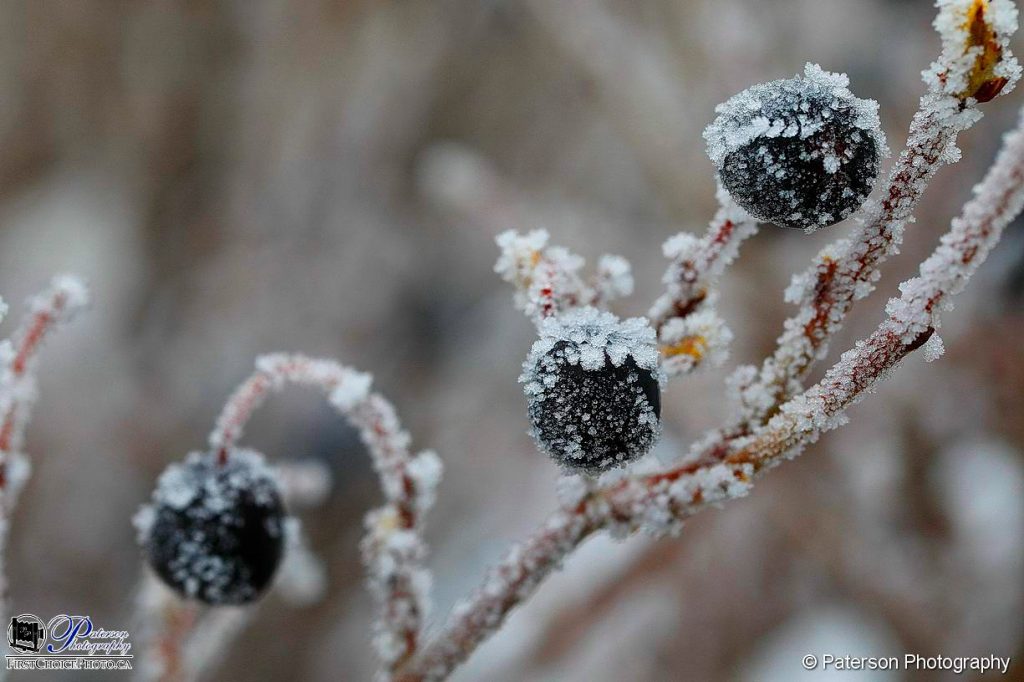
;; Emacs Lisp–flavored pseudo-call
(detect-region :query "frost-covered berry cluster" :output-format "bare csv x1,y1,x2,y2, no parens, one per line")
521,308,664,474
705,63,887,231
136,449,287,605
113,2,1024,681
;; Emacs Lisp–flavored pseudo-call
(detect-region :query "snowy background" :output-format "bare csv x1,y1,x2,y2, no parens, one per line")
0,0,1022,679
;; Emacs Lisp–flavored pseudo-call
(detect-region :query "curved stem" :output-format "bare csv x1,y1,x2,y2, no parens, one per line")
182,354,439,675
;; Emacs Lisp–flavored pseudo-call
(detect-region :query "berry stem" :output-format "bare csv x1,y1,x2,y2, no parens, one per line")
495,229,634,325
649,186,758,376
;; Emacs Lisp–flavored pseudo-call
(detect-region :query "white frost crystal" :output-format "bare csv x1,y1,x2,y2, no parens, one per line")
494,229,634,323
704,64,887,167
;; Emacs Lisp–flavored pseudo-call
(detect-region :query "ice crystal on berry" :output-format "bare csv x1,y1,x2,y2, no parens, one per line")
704,63,888,231
520,308,664,474
137,449,287,605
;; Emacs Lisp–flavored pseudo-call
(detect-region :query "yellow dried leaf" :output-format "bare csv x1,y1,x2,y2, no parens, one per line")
962,0,1010,102
661,335,707,361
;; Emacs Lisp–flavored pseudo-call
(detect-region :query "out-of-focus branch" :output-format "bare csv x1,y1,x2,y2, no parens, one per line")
0,275,89,650
394,498,605,682
134,576,200,682
0,276,90,486
145,354,441,678
395,101,1024,682
213,355,442,673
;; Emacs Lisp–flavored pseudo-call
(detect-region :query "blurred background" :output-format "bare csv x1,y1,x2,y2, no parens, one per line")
1,0,1022,680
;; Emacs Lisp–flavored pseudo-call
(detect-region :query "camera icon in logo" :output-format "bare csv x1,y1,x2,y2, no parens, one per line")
8,614,47,653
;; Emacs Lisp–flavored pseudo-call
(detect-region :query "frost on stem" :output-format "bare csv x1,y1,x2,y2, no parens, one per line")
134,3,1024,680
494,229,634,324
727,108,1024,472
649,185,758,377
0,275,89,635
398,103,1024,681
0,275,90,485
722,0,1021,433
394,502,606,682
400,4,1024,680
887,106,1024,341
927,0,1022,103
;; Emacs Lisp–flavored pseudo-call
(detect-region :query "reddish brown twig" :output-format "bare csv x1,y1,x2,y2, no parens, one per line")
0,276,89,487
495,229,634,325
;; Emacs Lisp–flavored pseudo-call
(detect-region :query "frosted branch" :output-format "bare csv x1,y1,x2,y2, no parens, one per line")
134,575,201,682
0,275,89,645
495,229,633,325
394,498,606,682
649,187,758,376
396,102,1024,681
0,276,90,475
730,0,1020,429
210,353,441,673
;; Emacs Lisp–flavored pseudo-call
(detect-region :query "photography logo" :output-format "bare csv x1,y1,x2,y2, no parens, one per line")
6,614,132,671
7,615,46,654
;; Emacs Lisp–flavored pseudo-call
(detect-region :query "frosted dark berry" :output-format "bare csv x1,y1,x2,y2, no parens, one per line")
704,63,888,231
520,308,663,474
137,449,286,605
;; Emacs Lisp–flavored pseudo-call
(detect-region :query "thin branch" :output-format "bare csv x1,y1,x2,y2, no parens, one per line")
494,230,633,325
0,276,90,485
0,275,89,647
649,186,758,376
134,575,200,682
394,500,605,682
